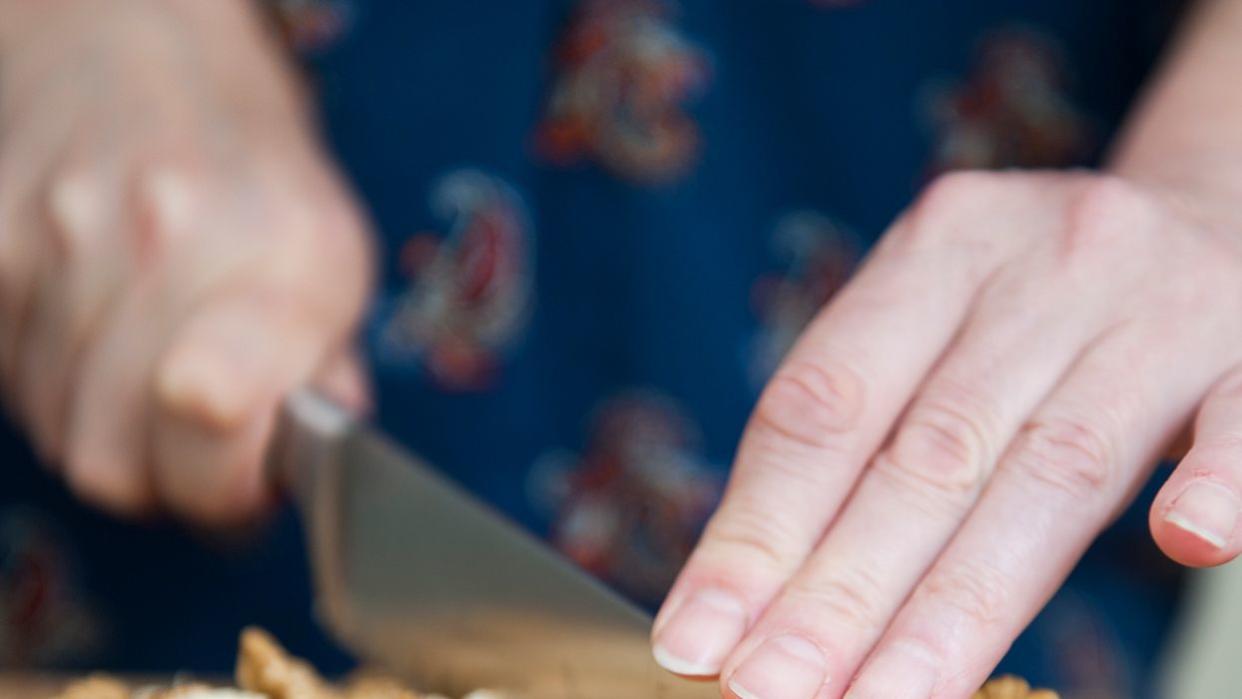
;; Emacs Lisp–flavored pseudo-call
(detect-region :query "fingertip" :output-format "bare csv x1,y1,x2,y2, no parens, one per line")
1152,477,1242,568
651,587,750,678
170,457,269,528
63,444,156,519
135,167,200,252
175,461,271,528
46,170,106,261
152,404,275,527
1153,519,1238,568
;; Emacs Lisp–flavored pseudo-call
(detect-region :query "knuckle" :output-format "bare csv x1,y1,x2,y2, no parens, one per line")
700,506,808,577
786,567,887,632
135,167,201,250
269,195,373,314
45,170,102,259
1061,176,1151,258
1010,417,1116,500
754,359,865,452
898,171,997,246
154,343,257,433
918,559,1014,629
879,399,994,500
920,171,996,216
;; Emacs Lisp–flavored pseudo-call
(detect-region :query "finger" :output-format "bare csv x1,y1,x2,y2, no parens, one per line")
845,329,1217,699
146,348,367,526
1151,367,1242,567
149,173,372,525
719,278,1098,699
651,173,1071,678
62,167,213,515
150,290,360,525
0,170,46,394
16,152,129,464
652,198,1016,676
0,95,82,399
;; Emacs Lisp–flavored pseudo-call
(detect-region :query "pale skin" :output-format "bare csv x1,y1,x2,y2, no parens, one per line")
0,0,372,521
1,1,1241,698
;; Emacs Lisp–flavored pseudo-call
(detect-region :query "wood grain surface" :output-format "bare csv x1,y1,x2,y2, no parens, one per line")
0,675,203,698
0,675,71,697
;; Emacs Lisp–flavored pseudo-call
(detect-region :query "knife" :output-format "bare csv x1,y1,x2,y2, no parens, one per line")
268,390,719,698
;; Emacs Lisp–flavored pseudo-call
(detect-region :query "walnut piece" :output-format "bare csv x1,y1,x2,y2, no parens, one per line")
973,676,1060,699
235,627,340,699
54,676,130,699
234,628,447,699
56,680,263,699
137,687,263,699
56,630,1054,699
341,676,423,699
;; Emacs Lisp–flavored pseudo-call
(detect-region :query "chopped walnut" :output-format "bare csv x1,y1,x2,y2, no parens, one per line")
235,627,340,699
341,677,423,699
54,676,131,699
973,676,1060,699
136,687,263,699
56,629,1052,699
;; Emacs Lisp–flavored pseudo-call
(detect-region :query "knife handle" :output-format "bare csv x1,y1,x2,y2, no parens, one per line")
266,388,355,499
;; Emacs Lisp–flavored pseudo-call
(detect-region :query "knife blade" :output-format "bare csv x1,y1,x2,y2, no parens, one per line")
269,390,718,698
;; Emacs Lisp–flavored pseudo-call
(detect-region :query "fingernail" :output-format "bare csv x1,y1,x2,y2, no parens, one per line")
728,635,827,699
652,589,748,676
1165,479,1242,549
843,642,936,699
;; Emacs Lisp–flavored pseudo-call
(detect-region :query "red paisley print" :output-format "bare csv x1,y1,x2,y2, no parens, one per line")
530,392,722,602
0,508,102,667
380,170,533,391
750,211,857,385
537,0,711,183
924,29,1093,173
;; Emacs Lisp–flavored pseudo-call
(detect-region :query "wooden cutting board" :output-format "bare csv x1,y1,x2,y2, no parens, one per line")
0,675,70,697
0,675,180,698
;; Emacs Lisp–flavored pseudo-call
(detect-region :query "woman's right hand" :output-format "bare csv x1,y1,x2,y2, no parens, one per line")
0,0,374,524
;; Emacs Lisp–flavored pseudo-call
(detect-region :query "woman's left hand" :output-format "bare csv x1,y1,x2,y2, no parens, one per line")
654,169,1242,698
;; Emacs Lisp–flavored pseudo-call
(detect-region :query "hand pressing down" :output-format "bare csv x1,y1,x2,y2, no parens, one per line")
655,170,1242,698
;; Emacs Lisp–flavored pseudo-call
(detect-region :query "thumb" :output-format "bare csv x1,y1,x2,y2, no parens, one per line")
1151,368,1242,568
